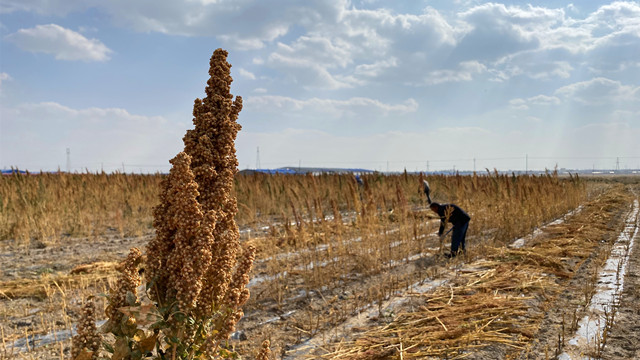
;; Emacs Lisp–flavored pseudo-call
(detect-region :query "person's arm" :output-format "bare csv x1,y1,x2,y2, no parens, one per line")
438,219,445,236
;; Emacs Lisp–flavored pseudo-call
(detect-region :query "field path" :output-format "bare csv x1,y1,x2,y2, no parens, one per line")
558,197,638,359
598,191,640,360
599,237,640,359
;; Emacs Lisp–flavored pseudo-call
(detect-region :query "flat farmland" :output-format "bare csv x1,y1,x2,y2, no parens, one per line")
1,173,639,359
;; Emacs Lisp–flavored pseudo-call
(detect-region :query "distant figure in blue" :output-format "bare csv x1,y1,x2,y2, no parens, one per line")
354,174,365,203
429,202,470,258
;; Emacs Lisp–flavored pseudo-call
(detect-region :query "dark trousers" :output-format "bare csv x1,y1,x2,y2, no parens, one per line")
451,221,469,254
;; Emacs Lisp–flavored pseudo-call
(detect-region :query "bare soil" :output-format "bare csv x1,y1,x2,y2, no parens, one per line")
599,222,640,360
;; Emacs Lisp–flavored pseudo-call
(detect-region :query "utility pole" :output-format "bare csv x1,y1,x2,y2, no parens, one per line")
66,148,71,173
525,154,528,175
426,160,430,173
473,158,476,173
616,157,620,171
386,161,389,173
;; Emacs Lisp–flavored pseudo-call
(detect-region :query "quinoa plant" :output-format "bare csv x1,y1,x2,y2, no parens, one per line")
72,49,261,359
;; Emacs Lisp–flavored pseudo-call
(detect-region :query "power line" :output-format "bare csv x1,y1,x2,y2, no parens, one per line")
6,155,640,174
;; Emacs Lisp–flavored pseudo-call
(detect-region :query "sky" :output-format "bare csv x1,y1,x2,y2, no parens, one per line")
1,0,639,173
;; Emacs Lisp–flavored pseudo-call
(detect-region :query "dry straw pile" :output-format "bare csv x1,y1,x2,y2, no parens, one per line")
72,49,259,360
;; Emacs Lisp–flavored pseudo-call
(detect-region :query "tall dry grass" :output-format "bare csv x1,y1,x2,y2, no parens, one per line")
0,172,162,244
243,171,588,303
1,170,586,247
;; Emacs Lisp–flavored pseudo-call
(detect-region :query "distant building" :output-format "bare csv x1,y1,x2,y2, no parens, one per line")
239,167,375,175
1,169,27,175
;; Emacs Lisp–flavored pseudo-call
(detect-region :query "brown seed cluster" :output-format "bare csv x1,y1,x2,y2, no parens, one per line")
226,242,256,307
255,340,272,360
216,243,256,340
71,301,101,360
146,152,215,310
105,248,142,325
145,48,254,345
185,48,242,217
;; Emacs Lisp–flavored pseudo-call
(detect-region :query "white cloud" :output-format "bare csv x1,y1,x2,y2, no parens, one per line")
354,57,398,77
452,3,562,63
7,1,638,87
545,2,640,57
509,98,528,110
451,2,639,81
1,102,186,172
0,72,11,85
273,36,354,69
266,52,359,89
554,77,639,105
460,2,565,28
527,95,562,106
4,24,112,61
102,0,345,50
270,6,458,86
0,0,90,16
217,34,273,51
245,95,418,117
423,61,486,85
238,68,256,80
511,94,561,108
0,72,11,96
263,35,365,88
494,52,574,80
342,6,457,50
586,1,640,29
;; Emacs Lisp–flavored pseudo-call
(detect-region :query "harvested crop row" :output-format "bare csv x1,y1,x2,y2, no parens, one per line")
319,185,632,359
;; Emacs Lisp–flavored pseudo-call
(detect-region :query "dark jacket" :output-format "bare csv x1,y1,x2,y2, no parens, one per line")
434,204,470,235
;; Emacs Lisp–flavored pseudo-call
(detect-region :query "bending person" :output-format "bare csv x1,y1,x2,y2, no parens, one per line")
429,202,470,258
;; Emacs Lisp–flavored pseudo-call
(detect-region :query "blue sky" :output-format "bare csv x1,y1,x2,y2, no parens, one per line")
1,0,639,173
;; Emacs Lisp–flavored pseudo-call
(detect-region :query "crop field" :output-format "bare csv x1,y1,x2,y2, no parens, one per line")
5,1,640,359
2,171,639,359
